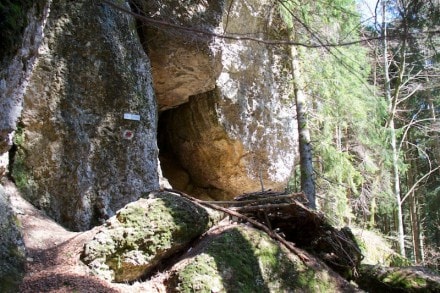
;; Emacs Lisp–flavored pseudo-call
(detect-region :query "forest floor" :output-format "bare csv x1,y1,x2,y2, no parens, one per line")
4,181,166,293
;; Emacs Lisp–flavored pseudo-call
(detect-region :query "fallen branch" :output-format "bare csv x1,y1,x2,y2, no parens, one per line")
163,188,310,264
230,202,296,212
203,194,302,205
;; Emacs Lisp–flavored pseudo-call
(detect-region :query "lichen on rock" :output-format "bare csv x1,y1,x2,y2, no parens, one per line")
81,191,222,283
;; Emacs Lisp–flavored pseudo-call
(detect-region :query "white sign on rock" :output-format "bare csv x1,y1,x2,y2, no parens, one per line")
124,113,141,121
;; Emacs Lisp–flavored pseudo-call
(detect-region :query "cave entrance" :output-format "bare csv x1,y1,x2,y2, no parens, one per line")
157,108,193,194
156,97,232,201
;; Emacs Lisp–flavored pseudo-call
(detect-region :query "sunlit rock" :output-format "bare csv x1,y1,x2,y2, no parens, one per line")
15,1,159,231
145,0,298,199
81,191,222,282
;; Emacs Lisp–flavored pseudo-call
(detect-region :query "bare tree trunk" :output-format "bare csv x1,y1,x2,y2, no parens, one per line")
391,119,405,257
404,129,425,263
290,43,316,209
369,193,376,228
410,192,423,262
382,0,406,257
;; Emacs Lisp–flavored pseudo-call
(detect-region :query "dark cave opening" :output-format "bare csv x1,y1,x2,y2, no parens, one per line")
7,143,17,182
157,109,193,193
157,103,231,201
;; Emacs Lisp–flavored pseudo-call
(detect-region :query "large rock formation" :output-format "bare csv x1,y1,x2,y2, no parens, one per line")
356,265,440,292
168,225,358,292
12,0,160,231
2,0,298,228
130,0,224,111
142,0,298,199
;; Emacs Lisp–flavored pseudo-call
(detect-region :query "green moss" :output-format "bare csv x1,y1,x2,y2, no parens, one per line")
382,271,427,289
10,124,31,192
82,193,219,282
13,125,25,146
11,154,28,191
357,264,440,292
169,226,345,292
173,254,225,293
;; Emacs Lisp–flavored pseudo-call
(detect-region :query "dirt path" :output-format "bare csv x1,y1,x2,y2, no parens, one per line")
4,181,163,292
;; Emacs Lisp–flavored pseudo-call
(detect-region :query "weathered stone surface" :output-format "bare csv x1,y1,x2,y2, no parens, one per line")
0,185,26,293
167,225,360,292
161,93,258,199
133,0,224,111
0,1,49,174
151,0,297,199
81,191,222,283
15,0,159,231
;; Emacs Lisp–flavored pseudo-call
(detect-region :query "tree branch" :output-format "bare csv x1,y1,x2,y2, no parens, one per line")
401,165,440,204
163,188,311,264
100,0,440,49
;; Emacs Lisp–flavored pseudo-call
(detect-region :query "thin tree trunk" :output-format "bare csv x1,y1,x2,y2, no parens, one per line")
405,137,423,263
382,0,406,257
410,192,423,262
290,43,316,209
391,119,405,257
369,194,376,228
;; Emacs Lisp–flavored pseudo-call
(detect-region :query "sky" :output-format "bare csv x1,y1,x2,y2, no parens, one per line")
356,0,380,22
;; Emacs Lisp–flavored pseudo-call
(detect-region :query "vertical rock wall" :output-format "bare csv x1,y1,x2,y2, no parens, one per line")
15,0,159,231
0,1,49,176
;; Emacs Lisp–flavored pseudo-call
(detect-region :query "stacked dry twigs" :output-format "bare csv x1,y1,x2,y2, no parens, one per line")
164,188,362,279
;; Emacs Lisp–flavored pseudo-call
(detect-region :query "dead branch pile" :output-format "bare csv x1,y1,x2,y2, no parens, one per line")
165,188,363,280
228,190,363,279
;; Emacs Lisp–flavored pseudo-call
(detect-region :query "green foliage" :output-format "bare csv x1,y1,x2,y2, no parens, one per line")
279,0,394,225
424,187,440,251
388,254,412,267
0,0,31,61
279,0,360,38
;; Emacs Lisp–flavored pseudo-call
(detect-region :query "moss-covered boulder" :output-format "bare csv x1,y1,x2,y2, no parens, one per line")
81,191,222,283
356,264,440,292
0,185,26,293
352,227,399,266
167,225,360,292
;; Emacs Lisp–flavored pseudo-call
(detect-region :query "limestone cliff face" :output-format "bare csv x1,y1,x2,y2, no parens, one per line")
144,0,298,198
14,1,159,231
